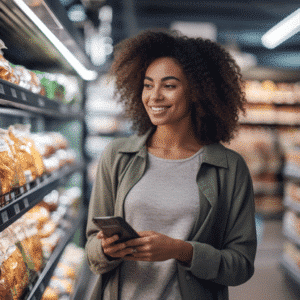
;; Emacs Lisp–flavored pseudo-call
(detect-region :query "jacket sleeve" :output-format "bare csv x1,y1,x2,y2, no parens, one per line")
85,144,122,275
180,155,257,286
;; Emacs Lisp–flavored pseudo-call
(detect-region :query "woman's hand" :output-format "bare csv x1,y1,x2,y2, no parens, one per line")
123,231,193,265
96,231,134,259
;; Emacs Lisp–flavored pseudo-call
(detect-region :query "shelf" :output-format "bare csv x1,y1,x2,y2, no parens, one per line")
283,163,300,184
24,210,85,300
283,226,300,248
284,195,300,214
0,78,84,119
280,255,300,287
0,162,85,232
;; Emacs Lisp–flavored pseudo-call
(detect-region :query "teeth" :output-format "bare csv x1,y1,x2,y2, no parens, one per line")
151,107,167,111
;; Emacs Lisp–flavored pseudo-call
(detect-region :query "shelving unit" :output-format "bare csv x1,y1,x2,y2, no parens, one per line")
0,0,97,299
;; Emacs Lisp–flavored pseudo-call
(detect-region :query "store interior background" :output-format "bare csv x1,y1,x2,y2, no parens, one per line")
1,0,300,299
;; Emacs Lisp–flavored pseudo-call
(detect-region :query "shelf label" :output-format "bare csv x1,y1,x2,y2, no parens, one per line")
10,88,17,98
60,105,68,114
39,282,45,292
23,198,29,208
20,186,24,194
14,203,20,214
0,84,5,95
1,211,9,223
38,98,45,107
5,194,10,202
21,92,27,101
26,183,30,191
10,192,15,199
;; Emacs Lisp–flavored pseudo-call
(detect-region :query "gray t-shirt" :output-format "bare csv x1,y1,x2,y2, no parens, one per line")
118,148,204,300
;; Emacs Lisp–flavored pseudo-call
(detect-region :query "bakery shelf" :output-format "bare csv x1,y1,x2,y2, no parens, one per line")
284,195,300,214
283,225,300,248
280,254,300,287
24,209,85,300
0,78,84,119
0,162,85,232
283,163,300,184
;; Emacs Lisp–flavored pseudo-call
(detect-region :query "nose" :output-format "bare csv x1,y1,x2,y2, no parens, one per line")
149,86,163,101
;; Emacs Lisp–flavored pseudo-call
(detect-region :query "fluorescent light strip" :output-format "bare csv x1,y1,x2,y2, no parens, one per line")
13,0,98,81
262,8,300,49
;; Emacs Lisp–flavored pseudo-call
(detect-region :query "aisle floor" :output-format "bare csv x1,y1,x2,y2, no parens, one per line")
229,220,300,300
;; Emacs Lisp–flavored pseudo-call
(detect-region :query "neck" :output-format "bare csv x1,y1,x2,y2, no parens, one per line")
149,118,200,150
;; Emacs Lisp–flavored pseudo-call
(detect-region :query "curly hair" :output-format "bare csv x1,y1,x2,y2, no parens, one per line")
110,29,246,144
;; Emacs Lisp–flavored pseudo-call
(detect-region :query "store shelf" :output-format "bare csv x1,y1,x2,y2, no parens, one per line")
280,254,300,288
24,210,85,300
0,162,85,232
283,226,300,248
0,78,84,119
284,195,300,214
283,164,300,184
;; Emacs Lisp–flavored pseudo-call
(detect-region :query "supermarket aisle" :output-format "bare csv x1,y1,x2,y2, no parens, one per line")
229,219,300,300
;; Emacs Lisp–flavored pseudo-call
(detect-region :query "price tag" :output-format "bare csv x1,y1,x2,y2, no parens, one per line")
36,177,41,185
21,92,27,101
1,211,9,223
14,203,20,214
10,192,15,199
40,282,45,292
5,194,10,202
23,198,29,208
0,83,5,94
26,183,30,191
10,88,17,98
20,186,24,194
38,98,45,107
60,105,68,114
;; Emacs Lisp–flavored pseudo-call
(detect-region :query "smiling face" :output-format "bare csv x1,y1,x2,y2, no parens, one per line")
142,57,191,127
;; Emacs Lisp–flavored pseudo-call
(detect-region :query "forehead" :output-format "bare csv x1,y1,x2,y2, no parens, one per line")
145,57,184,77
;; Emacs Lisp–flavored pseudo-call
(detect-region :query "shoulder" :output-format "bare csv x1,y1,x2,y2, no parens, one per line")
100,133,147,164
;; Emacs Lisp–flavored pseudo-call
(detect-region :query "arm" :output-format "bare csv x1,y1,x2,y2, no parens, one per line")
85,144,123,275
180,156,257,286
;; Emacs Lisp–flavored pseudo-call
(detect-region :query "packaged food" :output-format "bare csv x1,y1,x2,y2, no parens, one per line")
0,228,29,300
48,277,73,295
10,124,45,176
0,40,19,85
41,287,59,300
39,190,59,212
8,126,38,182
0,278,13,300
0,129,26,196
25,205,50,230
53,262,76,280
49,132,68,150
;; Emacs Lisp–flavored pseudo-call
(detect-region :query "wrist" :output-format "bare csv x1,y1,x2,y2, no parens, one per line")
174,239,193,267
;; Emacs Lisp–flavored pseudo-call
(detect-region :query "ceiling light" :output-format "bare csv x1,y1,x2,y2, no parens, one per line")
99,5,113,23
13,0,97,81
262,9,300,49
68,4,87,22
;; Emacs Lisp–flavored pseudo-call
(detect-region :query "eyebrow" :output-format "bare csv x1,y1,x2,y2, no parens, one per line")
144,76,180,82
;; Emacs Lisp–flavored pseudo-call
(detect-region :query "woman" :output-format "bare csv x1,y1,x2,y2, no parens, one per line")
85,29,257,300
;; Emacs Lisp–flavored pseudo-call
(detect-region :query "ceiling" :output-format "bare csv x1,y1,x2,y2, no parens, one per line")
0,0,299,81
94,0,300,81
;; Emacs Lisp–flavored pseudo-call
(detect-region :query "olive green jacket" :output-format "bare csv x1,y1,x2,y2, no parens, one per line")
85,131,257,300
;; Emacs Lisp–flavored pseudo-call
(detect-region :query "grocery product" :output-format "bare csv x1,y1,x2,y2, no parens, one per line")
0,40,19,85
8,126,38,182
9,124,45,176
41,287,59,300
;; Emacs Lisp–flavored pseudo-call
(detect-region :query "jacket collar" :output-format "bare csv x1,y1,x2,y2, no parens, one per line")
118,129,228,168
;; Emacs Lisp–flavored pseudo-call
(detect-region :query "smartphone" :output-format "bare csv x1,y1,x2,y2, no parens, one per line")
92,216,140,243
